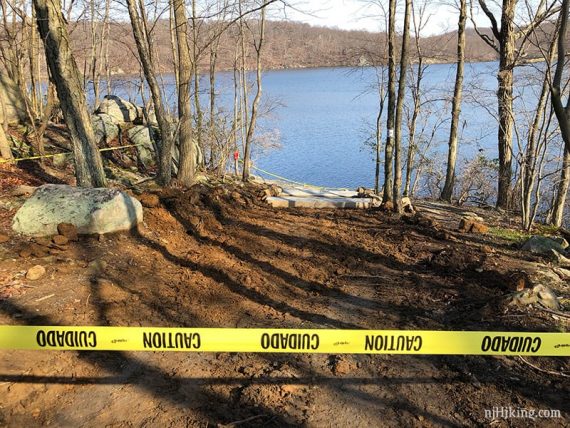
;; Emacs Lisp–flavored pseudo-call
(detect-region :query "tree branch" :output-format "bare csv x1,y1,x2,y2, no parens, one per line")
478,0,501,40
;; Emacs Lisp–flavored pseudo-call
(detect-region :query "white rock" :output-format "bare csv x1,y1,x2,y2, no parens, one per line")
12,184,143,236
95,95,142,123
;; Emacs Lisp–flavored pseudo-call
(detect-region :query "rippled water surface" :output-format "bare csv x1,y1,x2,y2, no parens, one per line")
103,61,546,189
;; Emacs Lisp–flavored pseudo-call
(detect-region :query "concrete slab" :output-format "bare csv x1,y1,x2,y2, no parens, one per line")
267,196,373,209
280,188,358,198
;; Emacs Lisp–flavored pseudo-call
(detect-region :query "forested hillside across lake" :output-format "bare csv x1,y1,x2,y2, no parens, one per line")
67,19,554,74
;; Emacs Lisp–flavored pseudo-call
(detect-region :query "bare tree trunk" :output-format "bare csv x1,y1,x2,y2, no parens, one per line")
552,148,570,227
33,0,106,187
552,0,570,154
169,0,180,88
475,0,555,209
441,0,466,202
191,0,203,154
404,4,426,198
242,1,266,181
393,0,411,212
173,0,196,186
126,0,174,185
496,4,516,210
28,7,40,116
383,0,396,204
0,118,11,159
0,130,10,159
403,77,420,197
374,90,384,194
208,33,221,168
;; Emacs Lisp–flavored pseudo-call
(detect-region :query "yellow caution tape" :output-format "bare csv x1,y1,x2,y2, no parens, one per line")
0,144,144,164
0,326,568,356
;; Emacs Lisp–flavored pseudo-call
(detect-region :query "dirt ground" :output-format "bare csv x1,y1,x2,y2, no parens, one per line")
0,163,569,427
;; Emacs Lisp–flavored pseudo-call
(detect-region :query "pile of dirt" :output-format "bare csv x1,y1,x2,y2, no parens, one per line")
0,177,568,426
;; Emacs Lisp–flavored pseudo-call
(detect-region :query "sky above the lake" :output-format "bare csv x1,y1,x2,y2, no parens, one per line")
277,0,489,36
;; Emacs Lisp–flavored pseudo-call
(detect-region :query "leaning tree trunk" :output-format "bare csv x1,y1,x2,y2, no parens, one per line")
393,0,411,213
126,0,174,186
383,0,397,204
173,0,196,186
441,0,466,202
552,0,570,154
33,0,106,187
552,148,570,227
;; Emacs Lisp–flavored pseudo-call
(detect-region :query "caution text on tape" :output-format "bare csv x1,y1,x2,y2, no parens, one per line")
1,327,569,356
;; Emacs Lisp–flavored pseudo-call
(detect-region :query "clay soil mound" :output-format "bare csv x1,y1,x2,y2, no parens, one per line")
0,181,568,427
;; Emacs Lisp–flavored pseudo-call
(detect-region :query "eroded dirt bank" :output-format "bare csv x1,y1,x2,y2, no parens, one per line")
0,177,569,427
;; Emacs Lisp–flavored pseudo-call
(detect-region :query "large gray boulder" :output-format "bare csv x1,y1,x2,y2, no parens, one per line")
12,184,143,236
92,113,119,145
521,236,568,255
128,125,157,169
95,95,142,124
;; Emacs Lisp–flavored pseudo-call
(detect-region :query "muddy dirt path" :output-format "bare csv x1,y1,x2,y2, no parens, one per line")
0,183,568,427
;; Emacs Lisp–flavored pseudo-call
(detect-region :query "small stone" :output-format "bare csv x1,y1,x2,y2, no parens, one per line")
19,247,33,258
10,185,36,197
26,265,46,280
329,355,355,375
98,234,106,242
231,191,245,204
470,222,489,234
533,284,560,310
458,218,474,232
551,237,569,250
57,223,78,241
188,216,202,229
281,384,303,395
459,218,488,234
0,234,9,244
510,272,530,291
138,193,160,208
30,243,48,257
548,249,570,267
34,237,52,247
88,259,108,274
52,235,69,246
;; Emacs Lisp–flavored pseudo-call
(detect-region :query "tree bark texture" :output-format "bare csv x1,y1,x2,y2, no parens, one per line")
441,0,466,202
173,0,196,186
126,0,174,185
393,0,411,212
383,0,396,204
33,0,106,187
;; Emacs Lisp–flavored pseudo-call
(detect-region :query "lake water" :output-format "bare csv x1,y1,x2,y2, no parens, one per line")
104,61,550,190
